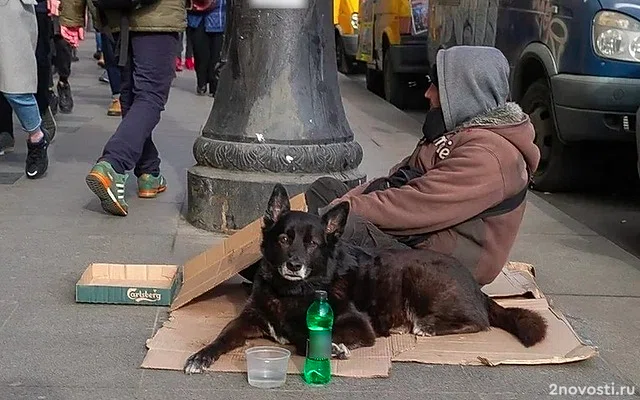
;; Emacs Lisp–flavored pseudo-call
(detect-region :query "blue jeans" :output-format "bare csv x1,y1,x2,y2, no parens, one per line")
1,93,42,133
96,32,102,52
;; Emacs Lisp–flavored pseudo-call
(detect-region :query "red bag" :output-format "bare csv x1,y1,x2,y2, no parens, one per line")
190,0,215,12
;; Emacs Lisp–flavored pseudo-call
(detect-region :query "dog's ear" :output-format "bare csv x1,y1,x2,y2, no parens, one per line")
264,184,290,228
322,201,350,239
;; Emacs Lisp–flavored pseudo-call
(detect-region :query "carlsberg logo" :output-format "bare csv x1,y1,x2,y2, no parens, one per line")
127,288,162,303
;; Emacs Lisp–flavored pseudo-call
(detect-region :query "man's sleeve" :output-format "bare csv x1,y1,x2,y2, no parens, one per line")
60,0,88,27
337,142,506,234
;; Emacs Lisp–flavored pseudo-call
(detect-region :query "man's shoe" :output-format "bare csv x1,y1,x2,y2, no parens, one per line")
0,132,15,156
41,106,57,142
85,161,129,216
93,51,102,60
107,98,122,117
196,86,207,96
25,129,50,179
57,82,74,114
137,173,167,198
99,70,109,83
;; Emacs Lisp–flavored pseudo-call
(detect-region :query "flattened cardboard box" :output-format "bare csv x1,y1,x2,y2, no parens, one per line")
141,195,597,377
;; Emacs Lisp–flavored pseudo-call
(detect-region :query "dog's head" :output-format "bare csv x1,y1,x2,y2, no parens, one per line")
260,184,349,282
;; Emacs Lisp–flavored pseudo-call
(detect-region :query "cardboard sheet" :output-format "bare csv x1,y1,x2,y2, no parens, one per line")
142,261,598,377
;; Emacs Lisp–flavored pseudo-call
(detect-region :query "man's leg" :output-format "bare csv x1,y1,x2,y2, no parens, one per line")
101,33,122,117
51,16,74,114
100,32,176,173
0,95,15,155
90,32,176,208
207,32,224,96
191,22,210,94
35,13,56,138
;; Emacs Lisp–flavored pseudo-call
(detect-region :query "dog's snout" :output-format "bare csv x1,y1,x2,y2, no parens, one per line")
286,261,304,272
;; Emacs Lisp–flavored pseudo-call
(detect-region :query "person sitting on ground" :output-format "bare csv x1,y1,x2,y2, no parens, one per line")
241,45,540,287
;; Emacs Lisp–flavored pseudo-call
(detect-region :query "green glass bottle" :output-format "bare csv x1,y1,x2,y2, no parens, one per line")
302,290,334,385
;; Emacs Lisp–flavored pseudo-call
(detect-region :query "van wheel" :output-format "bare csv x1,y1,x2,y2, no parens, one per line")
365,67,384,96
336,35,356,75
520,79,585,192
383,51,406,109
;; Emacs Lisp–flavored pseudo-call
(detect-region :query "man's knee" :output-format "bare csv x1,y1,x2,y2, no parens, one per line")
305,177,350,215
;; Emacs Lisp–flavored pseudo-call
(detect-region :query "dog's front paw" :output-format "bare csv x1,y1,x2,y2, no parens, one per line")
184,350,215,375
331,343,351,360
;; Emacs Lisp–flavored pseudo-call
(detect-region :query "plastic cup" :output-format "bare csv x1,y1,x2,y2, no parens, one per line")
245,346,291,388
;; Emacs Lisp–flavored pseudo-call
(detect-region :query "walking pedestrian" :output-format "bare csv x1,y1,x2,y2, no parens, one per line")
187,0,226,96
60,0,186,216
49,0,75,114
0,0,51,178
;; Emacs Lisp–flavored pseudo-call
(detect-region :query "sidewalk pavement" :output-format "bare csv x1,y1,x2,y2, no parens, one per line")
0,38,638,400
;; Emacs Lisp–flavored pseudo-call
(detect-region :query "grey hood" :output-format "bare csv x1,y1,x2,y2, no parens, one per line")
436,46,514,131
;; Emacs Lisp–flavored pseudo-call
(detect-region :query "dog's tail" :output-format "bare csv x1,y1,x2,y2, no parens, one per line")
486,297,547,347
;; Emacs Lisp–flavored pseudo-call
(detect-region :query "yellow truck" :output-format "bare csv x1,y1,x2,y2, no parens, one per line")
334,0,364,74
356,0,430,109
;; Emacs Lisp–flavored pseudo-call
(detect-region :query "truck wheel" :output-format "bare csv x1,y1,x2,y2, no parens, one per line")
365,66,384,96
336,35,356,75
520,79,588,192
383,51,407,109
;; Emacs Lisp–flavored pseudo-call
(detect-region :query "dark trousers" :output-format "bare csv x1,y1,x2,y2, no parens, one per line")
238,177,408,282
101,33,122,96
0,12,52,136
51,16,72,82
100,32,179,176
188,22,223,94
305,177,409,250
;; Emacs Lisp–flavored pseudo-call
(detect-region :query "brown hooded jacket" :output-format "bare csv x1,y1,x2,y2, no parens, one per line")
331,46,541,285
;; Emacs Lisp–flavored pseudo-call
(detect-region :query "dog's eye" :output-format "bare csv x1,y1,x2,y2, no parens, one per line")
279,235,290,245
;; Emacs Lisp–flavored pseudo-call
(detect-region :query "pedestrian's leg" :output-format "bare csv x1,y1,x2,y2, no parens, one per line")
186,30,194,59
92,33,177,209
35,13,56,138
1,92,50,178
207,32,224,96
191,22,210,93
0,95,15,155
101,33,122,116
53,25,74,114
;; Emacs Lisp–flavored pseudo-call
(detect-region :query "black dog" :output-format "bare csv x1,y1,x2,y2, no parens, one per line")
183,184,547,374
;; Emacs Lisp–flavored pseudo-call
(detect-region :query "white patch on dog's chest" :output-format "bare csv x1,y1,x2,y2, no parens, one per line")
266,322,290,345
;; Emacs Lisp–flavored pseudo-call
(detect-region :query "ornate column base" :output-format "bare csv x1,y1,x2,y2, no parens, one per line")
187,166,366,232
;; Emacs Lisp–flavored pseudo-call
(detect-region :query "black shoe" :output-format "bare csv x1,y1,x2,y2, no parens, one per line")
57,82,73,114
49,89,59,116
41,107,57,142
0,131,15,156
93,51,102,60
196,86,207,96
25,129,50,179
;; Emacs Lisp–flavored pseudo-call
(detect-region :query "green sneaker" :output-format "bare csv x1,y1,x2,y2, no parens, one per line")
85,161,129,216
137,173,167,198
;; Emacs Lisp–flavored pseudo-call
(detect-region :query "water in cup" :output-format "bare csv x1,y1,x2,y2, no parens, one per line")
245,346,291,388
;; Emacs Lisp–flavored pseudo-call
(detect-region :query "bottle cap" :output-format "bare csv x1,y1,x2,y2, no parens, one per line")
315,290,328,301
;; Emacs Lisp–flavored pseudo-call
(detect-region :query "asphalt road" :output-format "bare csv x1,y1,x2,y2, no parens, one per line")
345,73,640,262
